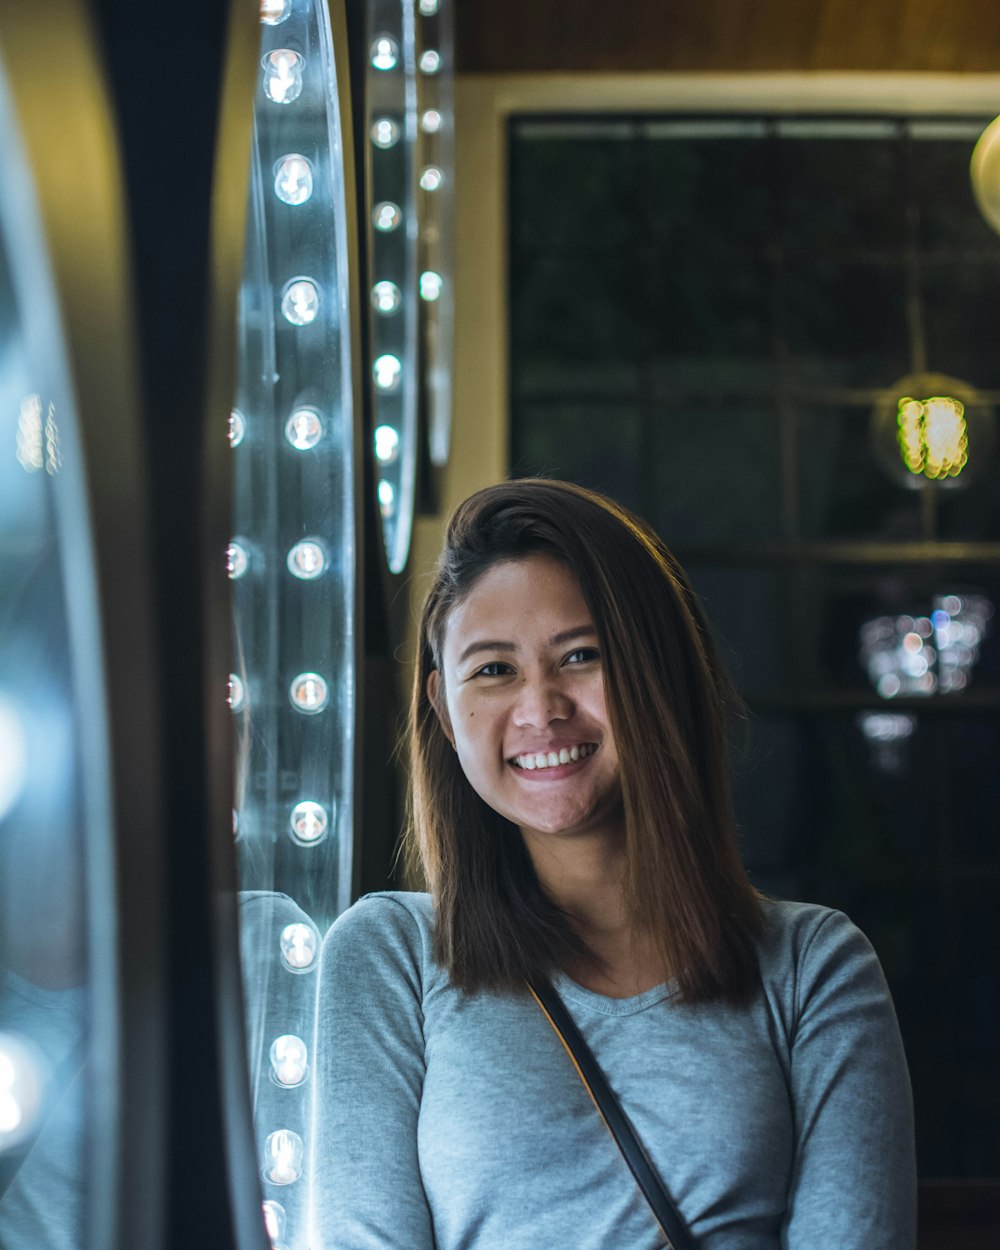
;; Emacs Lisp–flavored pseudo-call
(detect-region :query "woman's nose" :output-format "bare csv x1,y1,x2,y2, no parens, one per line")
510,676,571,727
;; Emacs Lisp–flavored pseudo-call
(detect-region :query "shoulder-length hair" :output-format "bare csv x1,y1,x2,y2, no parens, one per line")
407,479,762,1004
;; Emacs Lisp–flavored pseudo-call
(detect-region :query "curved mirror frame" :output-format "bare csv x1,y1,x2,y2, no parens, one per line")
0,34,116,1250
365,0,418,573
230,2,360,1248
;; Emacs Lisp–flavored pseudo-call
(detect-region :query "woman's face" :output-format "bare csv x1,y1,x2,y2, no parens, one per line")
428,555,624,849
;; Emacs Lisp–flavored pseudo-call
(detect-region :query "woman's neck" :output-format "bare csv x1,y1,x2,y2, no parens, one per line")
521,828,669,998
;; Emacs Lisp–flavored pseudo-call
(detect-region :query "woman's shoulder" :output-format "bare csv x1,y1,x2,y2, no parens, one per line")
324,890,435,966
757,897,891,1026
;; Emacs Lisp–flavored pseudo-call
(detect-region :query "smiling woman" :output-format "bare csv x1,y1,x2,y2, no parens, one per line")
313,479,917,1250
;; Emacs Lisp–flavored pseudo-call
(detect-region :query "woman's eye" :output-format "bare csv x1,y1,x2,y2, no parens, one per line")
565,648,599,665
475,661,513,677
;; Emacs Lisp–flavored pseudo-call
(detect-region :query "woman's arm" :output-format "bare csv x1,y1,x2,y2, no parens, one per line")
312,897,436,1250
782,909,917,1249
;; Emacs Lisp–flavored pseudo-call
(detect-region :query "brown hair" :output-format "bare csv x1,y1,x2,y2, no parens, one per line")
407,479,762,1004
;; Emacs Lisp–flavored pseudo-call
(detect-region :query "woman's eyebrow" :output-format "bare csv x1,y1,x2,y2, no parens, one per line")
457,639,517,665
456,625,596,666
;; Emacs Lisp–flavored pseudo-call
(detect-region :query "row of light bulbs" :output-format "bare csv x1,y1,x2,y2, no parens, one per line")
368,1,447,540
241,14,338,1236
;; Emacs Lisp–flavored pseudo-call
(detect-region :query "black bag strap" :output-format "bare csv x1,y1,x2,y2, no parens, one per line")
528,977,698,1250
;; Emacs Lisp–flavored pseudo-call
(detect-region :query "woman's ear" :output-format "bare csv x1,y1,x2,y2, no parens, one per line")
426,669,455,747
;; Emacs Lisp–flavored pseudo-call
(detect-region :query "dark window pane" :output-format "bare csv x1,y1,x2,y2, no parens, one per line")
784,259,910,387
510,400,643,507
685,565,789,692
645,249,774,394
923,259,1000,388
510,250,642,397
650,405,782,544
914,133,1000,251
510,128,641,251
797,405,922,541
780,131,903,254
643,131,774,251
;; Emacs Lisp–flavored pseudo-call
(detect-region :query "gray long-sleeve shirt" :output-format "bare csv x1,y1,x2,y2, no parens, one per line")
314,893,915,1249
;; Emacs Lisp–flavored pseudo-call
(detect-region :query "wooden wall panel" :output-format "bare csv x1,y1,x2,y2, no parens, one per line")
456,0,1000,74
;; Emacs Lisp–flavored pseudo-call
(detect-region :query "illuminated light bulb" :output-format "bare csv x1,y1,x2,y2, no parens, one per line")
262,1200,286,1246
371,281,402,314
280,922,318,971
228,409,246,447
260,0,289,24
289,672,329,714
373,354,402,391
263,1129,304,1185
0,696,28,823
370,117,400,149
923,397,968,479
284,407,323,450
0,1033,44,1147
374,424,400,464
263,50,304,105
876,673,901,699
274,154,314,206
287,540,326,580
420,166,443,192
419,49,441,74
419,271,443,302
227,541,249,580
15,394,43,472
370,35,399,71
227,673,247,713
281,279,320,326
378,478,396,517
421,108,442,134
289,800,328,845
418,0,439,13
858,712,916,743
270,1035,309,1086
373,201,402,232
896,394,968,480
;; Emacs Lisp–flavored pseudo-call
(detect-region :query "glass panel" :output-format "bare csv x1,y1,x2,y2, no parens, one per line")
684,566,789,692
510,400,644,507
0,53,110,1250
913,130,1000,250
799,565,1000,695
922,259,1000,389
510,126,641,252
733,712,1000,1177
231,4,357,1248
797,405,923,541
778,128,904,253
649,404,781,545
783,258,910,388
509,250,643,398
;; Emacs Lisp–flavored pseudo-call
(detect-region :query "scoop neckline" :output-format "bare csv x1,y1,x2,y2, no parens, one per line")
552,969,677,1017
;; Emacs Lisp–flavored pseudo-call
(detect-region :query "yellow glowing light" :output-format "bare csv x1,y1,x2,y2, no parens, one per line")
896,394,968,480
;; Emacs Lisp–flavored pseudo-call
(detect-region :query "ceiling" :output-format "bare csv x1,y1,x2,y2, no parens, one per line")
455,0,1000,74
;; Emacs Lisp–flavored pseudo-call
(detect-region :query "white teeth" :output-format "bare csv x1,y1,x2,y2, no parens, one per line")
513,744,595,770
